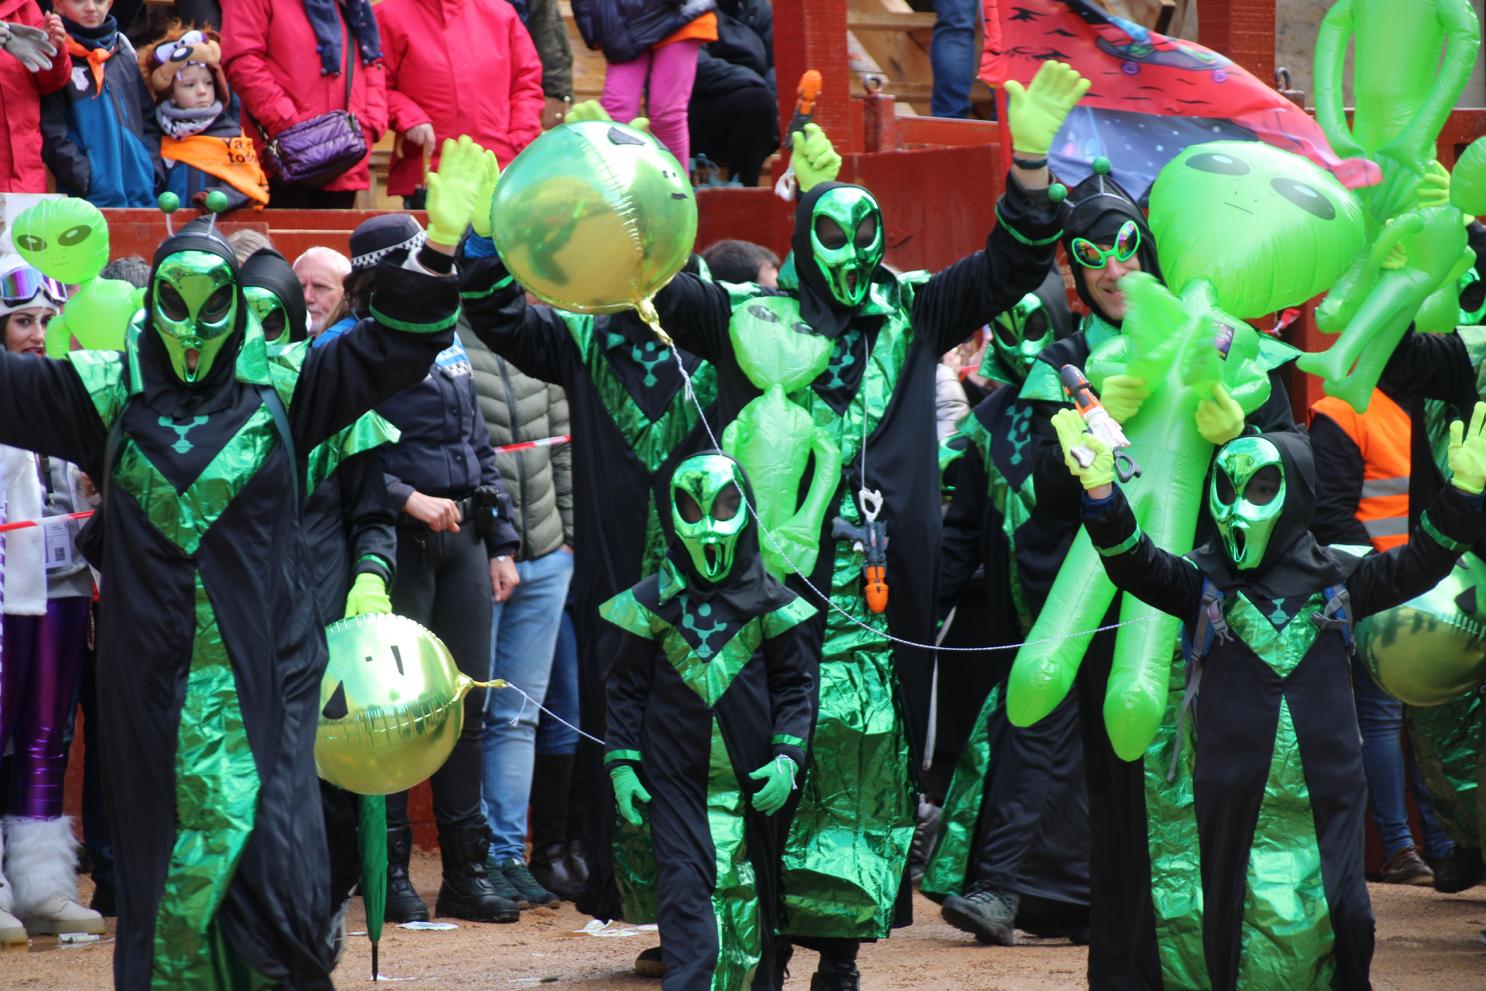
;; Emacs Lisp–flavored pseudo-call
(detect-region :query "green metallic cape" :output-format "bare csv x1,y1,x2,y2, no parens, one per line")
66,321,289,988
774,272,921,939
1225,592,1337,991
563,314,718,574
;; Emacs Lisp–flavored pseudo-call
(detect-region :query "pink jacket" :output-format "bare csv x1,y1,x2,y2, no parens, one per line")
220,0,389,193
0,0,72,192
375,0,544,196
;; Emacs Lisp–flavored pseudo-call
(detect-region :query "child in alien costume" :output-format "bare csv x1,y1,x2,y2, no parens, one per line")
0,139,481,989
922,267,1091,944
1058,406,1486,991
647,62,1087,988
599,451,817,991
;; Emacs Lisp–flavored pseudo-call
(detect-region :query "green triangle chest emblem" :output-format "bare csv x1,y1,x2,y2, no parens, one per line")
661,614,765,707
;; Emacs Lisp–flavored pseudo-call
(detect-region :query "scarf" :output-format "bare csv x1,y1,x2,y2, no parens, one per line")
64,16,118,97
156,100,224,140
305,0,383,76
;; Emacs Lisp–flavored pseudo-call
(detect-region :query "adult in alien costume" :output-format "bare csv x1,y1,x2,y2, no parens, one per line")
1059,406,1486,990
0,137,478,986
920,268,1090,945
599,451,817,991
1008,142,1368,989
643,60,1086,988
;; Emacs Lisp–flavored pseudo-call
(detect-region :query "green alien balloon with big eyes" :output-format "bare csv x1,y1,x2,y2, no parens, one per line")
1008,140,1367,761
12,197,142,356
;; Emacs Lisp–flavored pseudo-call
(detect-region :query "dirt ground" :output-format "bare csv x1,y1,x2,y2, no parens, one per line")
9,851,1486,989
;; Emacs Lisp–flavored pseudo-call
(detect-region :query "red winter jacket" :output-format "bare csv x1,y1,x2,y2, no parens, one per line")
375,0,544,197
220,0,388,193
0,0,72,192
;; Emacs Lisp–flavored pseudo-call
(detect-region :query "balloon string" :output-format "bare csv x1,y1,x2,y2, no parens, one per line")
469,678,611,747
665,344,1164,653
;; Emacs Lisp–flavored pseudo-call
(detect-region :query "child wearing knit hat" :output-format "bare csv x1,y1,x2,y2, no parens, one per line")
138,24,268,211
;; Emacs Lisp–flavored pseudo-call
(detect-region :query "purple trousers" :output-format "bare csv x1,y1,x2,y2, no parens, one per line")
1,596,90,819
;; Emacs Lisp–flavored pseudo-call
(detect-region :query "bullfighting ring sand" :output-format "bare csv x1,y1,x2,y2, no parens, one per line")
9,850,1485,988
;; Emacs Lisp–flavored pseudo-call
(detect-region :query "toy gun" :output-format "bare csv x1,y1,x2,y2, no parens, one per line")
775,69,823,202
1060,364,1141,483
831,487,889,613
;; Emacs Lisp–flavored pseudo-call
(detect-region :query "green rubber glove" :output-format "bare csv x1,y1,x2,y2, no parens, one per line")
792,122,841,195
469,149,501,239
343,572,392,619
1448,401,1486,495
609,764,651,826
1194,383,1246,446
1003,60,1091,157
425,134,486,248
1098,374,1150,425
748,755,798,815
1053,407,1114,491
565,99,649,133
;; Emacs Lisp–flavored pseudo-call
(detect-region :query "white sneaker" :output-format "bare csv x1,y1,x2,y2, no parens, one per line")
0,907,25,946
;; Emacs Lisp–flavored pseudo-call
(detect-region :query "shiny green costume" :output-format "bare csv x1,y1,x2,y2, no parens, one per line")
0,221,456,989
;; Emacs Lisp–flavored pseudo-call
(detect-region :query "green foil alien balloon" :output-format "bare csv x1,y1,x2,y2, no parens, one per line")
720,296,843,580
1008,141,1363,760
13,197,141,355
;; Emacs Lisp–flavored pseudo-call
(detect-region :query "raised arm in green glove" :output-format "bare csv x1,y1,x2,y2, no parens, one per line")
1098,374,1150,425
609,764,652,826
1194,383,1245,446
791,122,842,195
566,99,650,134
1053,407,1114,494
1449,401,1486,494
425,135,487,248
748,755,798,815
469,149,501,239
1004,60,1091,157
343,572,393,619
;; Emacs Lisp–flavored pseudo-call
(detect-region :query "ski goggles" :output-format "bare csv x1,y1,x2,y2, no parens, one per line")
0,266,66,309
1069,219,1141,270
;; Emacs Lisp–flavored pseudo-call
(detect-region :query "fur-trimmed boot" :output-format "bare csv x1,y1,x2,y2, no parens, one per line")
3,817,106,936
0,827,26,946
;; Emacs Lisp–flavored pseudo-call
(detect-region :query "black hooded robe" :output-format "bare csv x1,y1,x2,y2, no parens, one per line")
456,250,720,920
599,453,817,991
1083,431,1486,991
0,235,456,989
650,175,1063,938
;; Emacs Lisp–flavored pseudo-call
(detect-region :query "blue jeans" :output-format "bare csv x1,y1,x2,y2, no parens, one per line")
536,608,580,757
482,549,575,860
1351,654,1454,860
931,0,979,118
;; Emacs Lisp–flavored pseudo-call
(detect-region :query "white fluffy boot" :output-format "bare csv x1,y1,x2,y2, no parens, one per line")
0,826,26,946
3,817,105,936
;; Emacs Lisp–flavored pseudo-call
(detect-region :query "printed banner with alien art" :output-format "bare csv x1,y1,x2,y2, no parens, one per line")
981,0,1379,200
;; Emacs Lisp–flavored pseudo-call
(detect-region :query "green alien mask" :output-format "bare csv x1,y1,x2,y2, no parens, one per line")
151,249,240,385
1209,436,1286,571
1459,266,1486,326
987,290,1057,382
671,453,750,584
810,186,885,310
243,285,290,347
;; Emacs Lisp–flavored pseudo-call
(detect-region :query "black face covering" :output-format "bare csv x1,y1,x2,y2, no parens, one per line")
239,248,309,344
139,219,247,414
791,181,883,340
1060,168,1162,327
1189,431,1357,599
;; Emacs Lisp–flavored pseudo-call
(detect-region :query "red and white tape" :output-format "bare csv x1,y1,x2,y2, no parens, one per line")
491,435,571,455
0,510,94,535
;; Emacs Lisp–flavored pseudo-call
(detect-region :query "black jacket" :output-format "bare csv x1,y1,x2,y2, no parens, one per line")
692,0,773,103
377,334,519,557
570,0,717,63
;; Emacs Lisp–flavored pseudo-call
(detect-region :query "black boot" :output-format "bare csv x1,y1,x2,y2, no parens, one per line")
942,883,1018,946
565,838,591,889
530,842,584,901
385,826,429,923
435,824,519,923
809,956,861,991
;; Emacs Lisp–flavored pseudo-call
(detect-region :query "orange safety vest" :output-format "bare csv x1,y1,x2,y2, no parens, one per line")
1313,389,1411,551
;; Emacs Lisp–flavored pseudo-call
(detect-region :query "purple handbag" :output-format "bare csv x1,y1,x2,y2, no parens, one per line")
260,44,368,188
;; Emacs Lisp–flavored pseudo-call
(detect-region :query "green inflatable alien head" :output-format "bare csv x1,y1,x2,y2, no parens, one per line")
809,186,884,310
1148,141,1364,317
1209,435,1286,571
151,248,241,385
670,452,750,584
12,197,110,285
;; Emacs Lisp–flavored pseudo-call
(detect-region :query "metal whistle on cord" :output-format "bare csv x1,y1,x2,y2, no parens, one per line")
831,487,889,613
1059,364,1141,483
